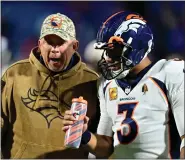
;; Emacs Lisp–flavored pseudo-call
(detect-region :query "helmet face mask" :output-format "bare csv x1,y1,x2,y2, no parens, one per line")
94,11,154,80
97,40,134,80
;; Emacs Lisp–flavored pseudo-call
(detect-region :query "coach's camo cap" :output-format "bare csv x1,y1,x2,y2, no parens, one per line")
39,13,76,41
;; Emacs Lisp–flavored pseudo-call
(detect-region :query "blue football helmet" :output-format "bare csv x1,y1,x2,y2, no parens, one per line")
94,11,154,80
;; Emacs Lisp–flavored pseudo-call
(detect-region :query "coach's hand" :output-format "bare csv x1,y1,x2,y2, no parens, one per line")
62,110,89,133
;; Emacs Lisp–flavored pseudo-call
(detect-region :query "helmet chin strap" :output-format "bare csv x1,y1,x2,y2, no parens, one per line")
111,57,133,79
114,69,130,79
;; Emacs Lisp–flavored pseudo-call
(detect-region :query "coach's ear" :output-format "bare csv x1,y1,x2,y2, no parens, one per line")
72,40,79,51
37,39,43,52
38,39,42,48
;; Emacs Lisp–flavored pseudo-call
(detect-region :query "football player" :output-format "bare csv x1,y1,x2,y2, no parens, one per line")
62,11,184,159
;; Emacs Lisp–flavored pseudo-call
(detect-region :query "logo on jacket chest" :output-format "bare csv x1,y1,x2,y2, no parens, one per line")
21,88,63,128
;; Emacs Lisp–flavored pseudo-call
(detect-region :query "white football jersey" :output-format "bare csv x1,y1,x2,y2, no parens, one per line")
97,59,184,159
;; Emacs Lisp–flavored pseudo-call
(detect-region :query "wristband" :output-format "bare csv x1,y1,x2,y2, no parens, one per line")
81,130,91,145
180,137,185,151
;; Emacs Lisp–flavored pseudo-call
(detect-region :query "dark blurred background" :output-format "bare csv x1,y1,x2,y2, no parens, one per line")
1,1,185,74
1,1,184,158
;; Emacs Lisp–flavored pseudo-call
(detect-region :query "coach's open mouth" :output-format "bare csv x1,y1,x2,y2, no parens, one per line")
50,58,61,62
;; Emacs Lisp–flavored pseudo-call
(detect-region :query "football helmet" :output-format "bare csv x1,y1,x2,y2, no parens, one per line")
94,11,154,80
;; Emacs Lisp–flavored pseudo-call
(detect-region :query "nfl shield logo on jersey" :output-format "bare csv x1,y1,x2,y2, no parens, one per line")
125,86,131,95
109,87,118,100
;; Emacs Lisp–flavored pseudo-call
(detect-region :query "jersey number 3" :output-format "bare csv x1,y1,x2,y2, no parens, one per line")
117,102,139,144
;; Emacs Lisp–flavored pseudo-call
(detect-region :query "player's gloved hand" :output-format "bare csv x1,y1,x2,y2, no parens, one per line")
62,110,89,134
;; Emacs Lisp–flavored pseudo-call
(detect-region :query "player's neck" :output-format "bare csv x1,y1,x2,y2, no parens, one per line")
130,57,152,75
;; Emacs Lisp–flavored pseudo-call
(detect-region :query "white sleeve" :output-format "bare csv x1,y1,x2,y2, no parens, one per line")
97,79,113,137
166,60,184,137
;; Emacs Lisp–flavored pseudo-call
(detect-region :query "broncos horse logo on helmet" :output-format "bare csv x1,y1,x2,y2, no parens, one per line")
94,11,154,80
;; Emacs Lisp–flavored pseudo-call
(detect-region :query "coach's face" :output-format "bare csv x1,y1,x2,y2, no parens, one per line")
38,34,78,72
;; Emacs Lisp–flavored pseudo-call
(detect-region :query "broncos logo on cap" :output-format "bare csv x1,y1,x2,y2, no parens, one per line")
50,15,62,28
